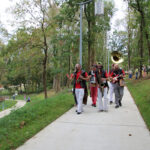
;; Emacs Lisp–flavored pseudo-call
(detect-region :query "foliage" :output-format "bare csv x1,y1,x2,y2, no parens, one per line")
0,90,74,150
0,0,114,95
124,0,150,76
109,30,128,53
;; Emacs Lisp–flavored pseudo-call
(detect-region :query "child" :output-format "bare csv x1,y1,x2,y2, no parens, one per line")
27,96,31,102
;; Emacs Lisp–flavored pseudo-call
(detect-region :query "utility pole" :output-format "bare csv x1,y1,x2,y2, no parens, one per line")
77,0,93,66
77,0,104,66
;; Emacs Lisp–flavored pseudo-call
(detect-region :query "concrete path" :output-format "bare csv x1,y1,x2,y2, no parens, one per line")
17,87,150,150
0,100,26,118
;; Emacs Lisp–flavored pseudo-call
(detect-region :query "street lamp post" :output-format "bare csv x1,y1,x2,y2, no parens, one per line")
77,0,93,66
77,0,104,66
79,4,83,66
108,45,109,73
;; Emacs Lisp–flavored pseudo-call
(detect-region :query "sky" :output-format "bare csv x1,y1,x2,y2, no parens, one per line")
111,0,127,32
0,0,20,34
0,0,127,34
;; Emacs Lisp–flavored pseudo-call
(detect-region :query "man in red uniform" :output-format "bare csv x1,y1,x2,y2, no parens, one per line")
67,64,88,114
88,64,98,107
109,64,125,108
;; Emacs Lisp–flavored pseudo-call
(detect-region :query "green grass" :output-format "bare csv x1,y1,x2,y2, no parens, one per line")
0,89,12,96
0,90,74,150
15,89,56,101
126,77,150,130
0,100,17,112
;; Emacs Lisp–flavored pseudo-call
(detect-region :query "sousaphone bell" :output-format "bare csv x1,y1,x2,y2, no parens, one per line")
111,51,124,64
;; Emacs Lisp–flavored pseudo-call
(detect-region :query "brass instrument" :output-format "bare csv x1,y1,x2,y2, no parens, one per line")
111,51,124,64
108,51,124,83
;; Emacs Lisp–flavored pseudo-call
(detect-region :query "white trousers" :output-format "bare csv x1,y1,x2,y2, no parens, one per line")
75,88,84,113
97,87,108,111
109,82,115,102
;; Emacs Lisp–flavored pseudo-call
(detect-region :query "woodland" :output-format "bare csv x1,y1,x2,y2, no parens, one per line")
0,0,150,98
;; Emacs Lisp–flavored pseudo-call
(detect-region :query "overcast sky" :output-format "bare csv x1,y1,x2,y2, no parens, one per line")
111,0,127,32
0,0,19,33
0,0,127,33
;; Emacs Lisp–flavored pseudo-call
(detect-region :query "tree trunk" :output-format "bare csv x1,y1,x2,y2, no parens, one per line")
91,0,96,65
42,30,48,99
135,0,144,78
84,4,92,71
24,84,27,93
53,74,61,92
88,20,91,71
140,7,150,65
40,0,48,99
145,32,150,65
53,76,56,89
139,16,144,78
128,5,131,70
43,58,47,98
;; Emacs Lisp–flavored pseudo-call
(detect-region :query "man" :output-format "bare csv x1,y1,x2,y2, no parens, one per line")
67,64,88,114
97,63,109,112
110,64,125,108
135,68,138,80
108,64,115,104
88,64,98,107
128,69,133,79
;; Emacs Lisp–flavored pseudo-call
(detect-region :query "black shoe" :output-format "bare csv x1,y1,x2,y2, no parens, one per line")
103,110,108,112
115,105,119,108
77,112,81,115
91,104,94,107
110,101,113,105
119,100,122,106
98,110,103,112
93,104,96,107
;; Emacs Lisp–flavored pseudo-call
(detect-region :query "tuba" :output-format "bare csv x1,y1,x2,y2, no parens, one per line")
110,51,125,86
111,51,124,64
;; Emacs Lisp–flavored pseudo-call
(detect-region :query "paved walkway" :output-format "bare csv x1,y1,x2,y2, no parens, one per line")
17,87,150,150
0,100,26,118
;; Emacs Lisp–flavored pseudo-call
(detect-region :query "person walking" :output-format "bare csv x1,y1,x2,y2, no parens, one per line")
108,64,115,104
88,64,98,107
110,64,125,108
135,68,138,80
128,69,133,79
143,66,147,77
67,64,88,114
97,63,109,112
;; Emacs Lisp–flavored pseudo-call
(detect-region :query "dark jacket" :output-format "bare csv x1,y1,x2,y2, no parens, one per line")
97,69,108,87
73,70,87,90
112,69,124,84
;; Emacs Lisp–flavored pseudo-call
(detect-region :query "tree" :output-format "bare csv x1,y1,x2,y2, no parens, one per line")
126,0,150,77
11,0,60,98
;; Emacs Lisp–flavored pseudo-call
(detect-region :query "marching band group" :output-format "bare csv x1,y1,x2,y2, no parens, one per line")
67,62,125,115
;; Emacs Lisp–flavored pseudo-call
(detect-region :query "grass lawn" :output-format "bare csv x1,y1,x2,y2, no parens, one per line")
0,100,17,112
126,76,150,130
0,90,74,150
15,89,56,101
